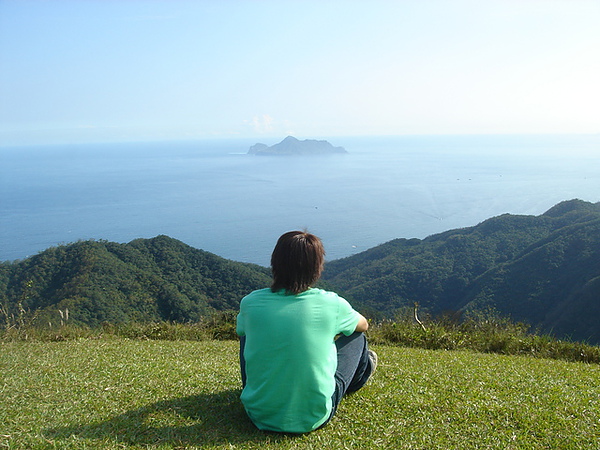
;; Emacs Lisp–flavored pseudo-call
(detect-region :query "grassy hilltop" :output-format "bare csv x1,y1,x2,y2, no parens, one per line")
2,339,599,450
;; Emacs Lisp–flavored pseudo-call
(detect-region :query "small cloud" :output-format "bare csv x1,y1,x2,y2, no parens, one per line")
244,114,296,135
282,119,295,136
248,114,274,134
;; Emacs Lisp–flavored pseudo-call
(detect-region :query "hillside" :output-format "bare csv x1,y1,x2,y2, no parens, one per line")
322,199,600,343
0,236,270,327
1,199,599,344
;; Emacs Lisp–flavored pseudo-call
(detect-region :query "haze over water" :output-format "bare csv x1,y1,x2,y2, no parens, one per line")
1,134,599,266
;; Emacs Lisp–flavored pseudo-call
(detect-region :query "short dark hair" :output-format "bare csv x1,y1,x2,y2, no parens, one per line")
270,231,325,295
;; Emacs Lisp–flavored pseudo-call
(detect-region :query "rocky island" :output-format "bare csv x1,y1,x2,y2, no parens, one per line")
248,136,347,155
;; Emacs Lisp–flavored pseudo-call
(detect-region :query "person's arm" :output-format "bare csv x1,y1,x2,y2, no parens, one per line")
355,313,369,333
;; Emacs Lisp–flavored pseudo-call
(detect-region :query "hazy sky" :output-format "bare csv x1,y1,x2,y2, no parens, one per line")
1,0,599,145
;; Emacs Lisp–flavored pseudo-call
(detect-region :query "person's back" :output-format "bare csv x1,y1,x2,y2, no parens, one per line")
237,231,376,433
237,287,360,432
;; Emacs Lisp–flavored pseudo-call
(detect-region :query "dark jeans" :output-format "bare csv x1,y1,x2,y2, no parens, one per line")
327,331,372,424
239,331,373,426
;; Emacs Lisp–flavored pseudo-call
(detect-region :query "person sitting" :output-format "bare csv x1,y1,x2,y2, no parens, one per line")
236,230,377,433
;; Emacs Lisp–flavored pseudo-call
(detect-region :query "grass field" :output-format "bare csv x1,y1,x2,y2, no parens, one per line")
1,339,599,449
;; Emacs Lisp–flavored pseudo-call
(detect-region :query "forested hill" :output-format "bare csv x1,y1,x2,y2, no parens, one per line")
322,199,600,344
1,199,599,344
0,236,271,327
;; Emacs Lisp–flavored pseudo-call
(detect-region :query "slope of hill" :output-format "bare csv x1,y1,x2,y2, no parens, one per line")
0,236,271,327
322,199,600,343
1,199,599,344
460,210,600,343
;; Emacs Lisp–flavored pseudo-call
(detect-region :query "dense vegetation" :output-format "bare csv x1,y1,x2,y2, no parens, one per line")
1,199,599,344
4,317,599,365
323,199,600,344
0,235,270,328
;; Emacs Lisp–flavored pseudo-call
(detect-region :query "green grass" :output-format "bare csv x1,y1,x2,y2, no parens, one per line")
2,340,600,449
6,311,600,364
369,318,600,364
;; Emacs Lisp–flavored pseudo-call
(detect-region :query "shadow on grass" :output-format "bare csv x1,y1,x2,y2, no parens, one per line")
45,389,296,447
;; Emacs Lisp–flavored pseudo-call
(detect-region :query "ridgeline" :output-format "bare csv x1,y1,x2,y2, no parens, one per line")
1,199,599,344
322,199,600,344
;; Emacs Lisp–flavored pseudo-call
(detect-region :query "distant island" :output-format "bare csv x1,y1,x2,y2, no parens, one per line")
248,136,347,155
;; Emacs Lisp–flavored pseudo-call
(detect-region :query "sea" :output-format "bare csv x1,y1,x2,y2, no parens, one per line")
1,134,599,267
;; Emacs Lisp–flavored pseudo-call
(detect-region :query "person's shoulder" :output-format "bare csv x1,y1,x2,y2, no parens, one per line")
241,288,272,301
245,287,272,297
307,288,355,309
306,288,344,301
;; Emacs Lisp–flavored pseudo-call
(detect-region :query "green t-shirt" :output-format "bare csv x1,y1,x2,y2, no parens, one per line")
236,288,360,433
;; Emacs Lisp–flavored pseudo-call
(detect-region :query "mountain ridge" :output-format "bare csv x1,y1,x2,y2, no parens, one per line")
322,199,600,343
1,199,599,343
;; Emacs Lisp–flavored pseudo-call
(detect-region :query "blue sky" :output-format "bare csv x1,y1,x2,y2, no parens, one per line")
1,0,599,145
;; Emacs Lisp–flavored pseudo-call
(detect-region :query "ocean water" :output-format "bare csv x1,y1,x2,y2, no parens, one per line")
1,135,599,266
